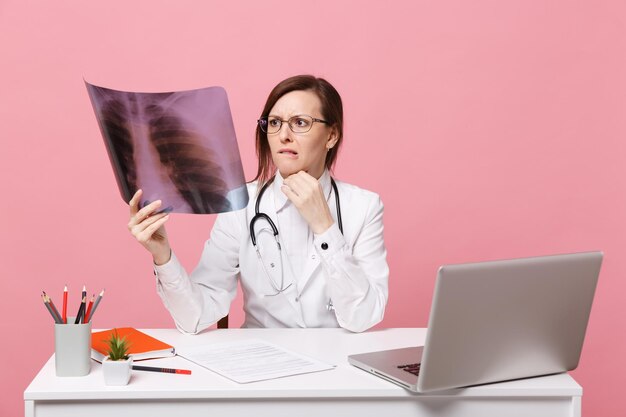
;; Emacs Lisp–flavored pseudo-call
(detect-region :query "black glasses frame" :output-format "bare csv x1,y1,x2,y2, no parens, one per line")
257,114,328,134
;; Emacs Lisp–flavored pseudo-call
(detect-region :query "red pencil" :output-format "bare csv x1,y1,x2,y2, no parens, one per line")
87,289,105,322
62,285,68,324
84,294,95,324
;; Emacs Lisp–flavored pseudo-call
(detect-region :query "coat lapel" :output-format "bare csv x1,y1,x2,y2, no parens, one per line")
296,254,321,297
253,171,334,327
282,171,332,300
261,185,306,327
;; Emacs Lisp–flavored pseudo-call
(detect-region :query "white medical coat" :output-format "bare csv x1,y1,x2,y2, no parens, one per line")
154,170,389,333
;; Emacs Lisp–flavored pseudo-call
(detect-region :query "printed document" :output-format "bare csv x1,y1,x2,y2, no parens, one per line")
176,339,334,383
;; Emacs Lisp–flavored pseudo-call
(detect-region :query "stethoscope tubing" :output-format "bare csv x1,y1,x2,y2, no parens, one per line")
249,176,343,298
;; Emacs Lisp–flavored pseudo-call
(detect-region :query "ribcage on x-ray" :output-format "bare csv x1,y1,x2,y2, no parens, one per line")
146,104,232,213
101,99,137,200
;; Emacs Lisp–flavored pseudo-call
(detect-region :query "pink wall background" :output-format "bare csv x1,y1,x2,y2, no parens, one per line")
1,1,624,415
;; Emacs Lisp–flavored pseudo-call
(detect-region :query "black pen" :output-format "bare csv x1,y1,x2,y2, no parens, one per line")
74,296,86,324
81,285,87,323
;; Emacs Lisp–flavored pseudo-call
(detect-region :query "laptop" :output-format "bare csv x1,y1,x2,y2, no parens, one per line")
348,251,602,392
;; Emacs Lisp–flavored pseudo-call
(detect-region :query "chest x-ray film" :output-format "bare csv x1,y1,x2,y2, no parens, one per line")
86,82,249,214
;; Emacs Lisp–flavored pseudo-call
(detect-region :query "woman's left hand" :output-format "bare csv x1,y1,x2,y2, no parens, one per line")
281,171,335,234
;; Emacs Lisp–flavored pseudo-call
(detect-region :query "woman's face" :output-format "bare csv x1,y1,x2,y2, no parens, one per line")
267,90,338,179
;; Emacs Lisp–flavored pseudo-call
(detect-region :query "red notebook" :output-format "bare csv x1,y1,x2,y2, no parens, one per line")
91,327,175,362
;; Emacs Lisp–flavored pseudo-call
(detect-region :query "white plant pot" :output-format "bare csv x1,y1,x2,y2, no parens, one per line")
102,356,133,386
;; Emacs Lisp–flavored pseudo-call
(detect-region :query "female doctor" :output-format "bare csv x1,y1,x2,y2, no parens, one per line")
127,75,389,333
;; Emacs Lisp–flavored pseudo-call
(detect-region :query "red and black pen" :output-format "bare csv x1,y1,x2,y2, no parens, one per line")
132,365,191,375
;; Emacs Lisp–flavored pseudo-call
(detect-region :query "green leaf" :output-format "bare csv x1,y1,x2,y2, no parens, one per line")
104,328,132,361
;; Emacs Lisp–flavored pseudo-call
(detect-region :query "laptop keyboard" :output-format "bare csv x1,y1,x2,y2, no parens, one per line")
398,363,421,376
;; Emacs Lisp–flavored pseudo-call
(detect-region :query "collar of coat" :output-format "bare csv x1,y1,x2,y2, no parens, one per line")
271,169,333,212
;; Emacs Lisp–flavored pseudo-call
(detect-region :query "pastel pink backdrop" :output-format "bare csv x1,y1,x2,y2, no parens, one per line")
1,1,624,416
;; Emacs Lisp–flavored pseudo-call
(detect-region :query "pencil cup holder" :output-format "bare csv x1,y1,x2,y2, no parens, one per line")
54,317,91,377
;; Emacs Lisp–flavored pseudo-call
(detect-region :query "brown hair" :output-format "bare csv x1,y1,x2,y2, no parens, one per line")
253,75,344,188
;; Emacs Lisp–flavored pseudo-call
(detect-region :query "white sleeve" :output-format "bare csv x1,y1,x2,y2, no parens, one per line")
313,194,389,333
154,211,241,334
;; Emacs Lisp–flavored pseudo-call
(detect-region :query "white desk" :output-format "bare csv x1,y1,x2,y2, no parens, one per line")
24,328,582,417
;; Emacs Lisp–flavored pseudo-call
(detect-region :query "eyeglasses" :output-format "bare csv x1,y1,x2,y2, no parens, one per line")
257,115,328,134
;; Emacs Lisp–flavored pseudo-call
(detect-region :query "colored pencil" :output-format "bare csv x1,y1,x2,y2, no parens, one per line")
42,294,61,323
62,285,68,324
74,296,86,324
84,294,95,324
132,365,191,375
88,289,105,322
43,291,62,324
81,285,87,323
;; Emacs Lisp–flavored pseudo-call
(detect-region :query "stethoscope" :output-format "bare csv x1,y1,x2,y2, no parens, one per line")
249,176,343,311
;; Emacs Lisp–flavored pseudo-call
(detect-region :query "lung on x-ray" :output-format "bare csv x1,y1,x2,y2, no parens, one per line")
85,82,249,214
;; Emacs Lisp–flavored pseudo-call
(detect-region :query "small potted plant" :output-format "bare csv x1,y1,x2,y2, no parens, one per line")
102,329,132,385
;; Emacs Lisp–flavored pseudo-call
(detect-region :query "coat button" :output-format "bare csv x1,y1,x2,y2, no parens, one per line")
321,242,328,250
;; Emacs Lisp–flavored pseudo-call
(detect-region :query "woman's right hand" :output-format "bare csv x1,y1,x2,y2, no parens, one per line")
128,189,172,265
